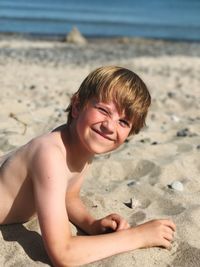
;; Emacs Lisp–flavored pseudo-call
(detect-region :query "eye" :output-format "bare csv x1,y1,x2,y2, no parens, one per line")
96,106,109,115
119,119,130,128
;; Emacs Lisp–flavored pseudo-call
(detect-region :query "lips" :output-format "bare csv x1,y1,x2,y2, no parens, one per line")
91,128,115,141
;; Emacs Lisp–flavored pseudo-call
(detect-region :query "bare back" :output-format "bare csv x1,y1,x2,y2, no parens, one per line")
0,144,37,224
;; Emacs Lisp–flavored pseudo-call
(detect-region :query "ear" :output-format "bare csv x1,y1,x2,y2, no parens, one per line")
71,95,80,118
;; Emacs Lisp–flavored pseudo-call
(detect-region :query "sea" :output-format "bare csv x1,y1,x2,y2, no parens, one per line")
0,0,200,41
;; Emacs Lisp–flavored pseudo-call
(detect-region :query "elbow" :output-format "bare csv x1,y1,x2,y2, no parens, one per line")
48,241,80,267
51,254,74,267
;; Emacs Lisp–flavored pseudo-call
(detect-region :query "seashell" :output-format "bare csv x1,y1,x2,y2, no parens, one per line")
171,115,180,122
168,180,184,191
124,197,140,209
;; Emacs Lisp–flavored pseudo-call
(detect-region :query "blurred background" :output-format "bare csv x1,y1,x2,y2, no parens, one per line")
0,0,200,41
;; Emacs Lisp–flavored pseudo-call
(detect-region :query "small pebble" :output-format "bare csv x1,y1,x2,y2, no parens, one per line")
127,180,140,187
124,198,140,209
167,91,176,98
139,138,151,143
197,145,200,150
29,85,36,90
151,114,156,120
127,181,136,187
151,141,158,145
171,115,180,122
168,181,184,191
176,128,189,137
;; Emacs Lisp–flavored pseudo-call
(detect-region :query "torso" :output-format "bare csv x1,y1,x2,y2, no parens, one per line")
0,145,36,224
0,127,89,225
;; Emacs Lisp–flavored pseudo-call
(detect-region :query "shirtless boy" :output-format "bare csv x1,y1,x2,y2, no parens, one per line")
0,66,176,267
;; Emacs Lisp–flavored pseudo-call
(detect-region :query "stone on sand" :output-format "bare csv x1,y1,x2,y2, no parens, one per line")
65,27,87,45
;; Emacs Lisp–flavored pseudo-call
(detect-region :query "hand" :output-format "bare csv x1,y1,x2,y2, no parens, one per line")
91,213,130,235
133,219,176,249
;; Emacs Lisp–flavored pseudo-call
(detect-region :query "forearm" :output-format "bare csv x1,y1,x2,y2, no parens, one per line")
54,228,139,267
66,195,96,235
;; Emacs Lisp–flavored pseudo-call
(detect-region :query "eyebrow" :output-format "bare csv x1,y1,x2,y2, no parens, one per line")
96,103,113,114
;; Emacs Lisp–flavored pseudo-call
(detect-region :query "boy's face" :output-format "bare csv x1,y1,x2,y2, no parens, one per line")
73,98,132,155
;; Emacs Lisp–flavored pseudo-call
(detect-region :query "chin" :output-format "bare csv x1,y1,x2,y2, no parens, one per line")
89,144,118,155
80,134,121,155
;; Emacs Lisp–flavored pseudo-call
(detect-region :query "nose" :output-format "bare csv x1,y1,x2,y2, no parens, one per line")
101,118,115,133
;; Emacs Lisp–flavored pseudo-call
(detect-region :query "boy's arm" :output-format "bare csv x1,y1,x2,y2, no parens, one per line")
64,170,97,234
66,188,97,235
31,146,175,267
66,180,130,235
31,146,135,266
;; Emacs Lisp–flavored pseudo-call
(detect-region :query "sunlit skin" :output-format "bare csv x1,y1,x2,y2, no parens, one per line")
0,99,176,267
72,98,132,156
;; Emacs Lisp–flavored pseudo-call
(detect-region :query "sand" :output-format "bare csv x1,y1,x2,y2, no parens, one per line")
0,34,200,267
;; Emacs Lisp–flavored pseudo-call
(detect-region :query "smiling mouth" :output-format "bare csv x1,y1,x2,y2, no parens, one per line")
92,128,115,141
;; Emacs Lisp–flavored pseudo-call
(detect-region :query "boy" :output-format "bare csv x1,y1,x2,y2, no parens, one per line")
0,66,176,266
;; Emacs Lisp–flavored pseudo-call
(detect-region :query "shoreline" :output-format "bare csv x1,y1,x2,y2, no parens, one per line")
1,34,200,69
1,31,200,43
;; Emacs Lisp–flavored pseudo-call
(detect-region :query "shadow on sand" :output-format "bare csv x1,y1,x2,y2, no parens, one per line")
0,223,52,266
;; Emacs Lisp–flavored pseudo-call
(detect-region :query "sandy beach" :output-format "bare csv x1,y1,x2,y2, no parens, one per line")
0,34,200,267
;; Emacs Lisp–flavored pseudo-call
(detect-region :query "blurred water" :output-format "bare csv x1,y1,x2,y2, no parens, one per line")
0,0,200,41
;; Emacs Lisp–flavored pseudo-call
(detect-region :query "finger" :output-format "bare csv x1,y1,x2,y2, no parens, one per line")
161,219,176,232
122,221,130,230
111,214,125,230
111,219,118,230
165,241,172,250
161,239,172,250
110,213,122,223
109,214,130,231
164,232,174,242
116,221,130,231
116,221,124,231
108,214,122,230
102,218,117,231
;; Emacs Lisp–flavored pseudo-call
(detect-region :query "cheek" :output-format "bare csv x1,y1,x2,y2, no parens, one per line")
76,116,88,133
76,109,97,132
82,109,101,125
118,129,131,143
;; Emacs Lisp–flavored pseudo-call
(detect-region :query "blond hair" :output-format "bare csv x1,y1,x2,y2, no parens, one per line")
66,66,151,135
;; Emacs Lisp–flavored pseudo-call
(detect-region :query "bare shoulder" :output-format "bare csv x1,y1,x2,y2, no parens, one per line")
27,131,64,155
0,131,65,176
27,132,67,179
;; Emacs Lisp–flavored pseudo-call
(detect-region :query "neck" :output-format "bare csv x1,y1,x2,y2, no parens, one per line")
61,123,93,173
